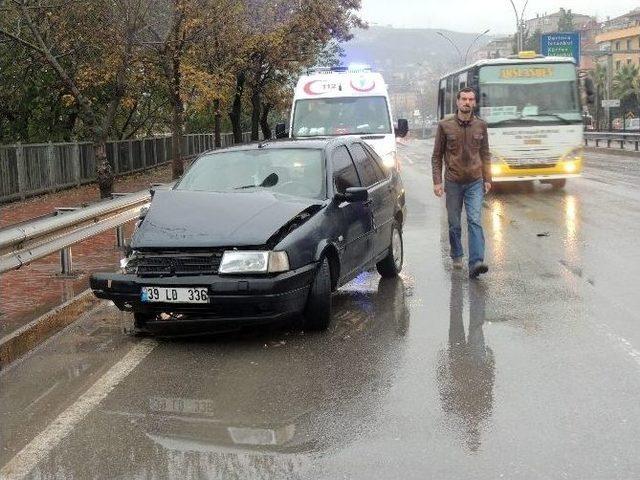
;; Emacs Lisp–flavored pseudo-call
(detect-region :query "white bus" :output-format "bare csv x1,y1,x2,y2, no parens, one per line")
438,52,584,188
276,66,408,170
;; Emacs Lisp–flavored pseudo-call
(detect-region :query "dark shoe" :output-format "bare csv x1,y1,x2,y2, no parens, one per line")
469,261,489,279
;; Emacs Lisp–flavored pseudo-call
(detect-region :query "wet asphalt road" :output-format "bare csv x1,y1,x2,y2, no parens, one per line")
2,140,640,479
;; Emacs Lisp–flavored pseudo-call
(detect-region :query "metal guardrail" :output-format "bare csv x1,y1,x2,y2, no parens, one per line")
0,189,157,274
584,132,640,151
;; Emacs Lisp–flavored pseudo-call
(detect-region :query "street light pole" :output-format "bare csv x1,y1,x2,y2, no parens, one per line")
437,31,463,66
464,29,491,64
508,0,528,52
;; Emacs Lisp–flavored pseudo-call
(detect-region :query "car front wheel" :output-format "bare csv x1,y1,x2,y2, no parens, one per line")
302,257,332,331
376,222,403,278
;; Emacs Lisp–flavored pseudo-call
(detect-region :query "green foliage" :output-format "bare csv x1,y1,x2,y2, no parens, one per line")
557,8,574,32
613,64,640,112
0,0,363,144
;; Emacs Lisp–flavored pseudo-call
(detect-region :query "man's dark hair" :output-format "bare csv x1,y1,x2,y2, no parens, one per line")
457,87,477,100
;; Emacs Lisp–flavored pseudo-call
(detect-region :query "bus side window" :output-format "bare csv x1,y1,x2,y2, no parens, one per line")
438,79,446,119
445,76,453,115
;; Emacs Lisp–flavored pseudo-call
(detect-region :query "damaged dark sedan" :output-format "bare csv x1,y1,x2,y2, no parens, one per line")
90,137,406,334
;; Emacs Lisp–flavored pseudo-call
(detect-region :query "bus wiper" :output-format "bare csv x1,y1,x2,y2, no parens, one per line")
488,116,523,126
524,113,571,124
489,113,572,126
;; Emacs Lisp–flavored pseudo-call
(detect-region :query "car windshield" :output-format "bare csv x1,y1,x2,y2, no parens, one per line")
175,148,326,199
479,63,582,127
292,96,392,137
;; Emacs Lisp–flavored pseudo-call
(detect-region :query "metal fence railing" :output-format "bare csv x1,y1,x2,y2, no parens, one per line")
584,132,640,152
0,131,254,204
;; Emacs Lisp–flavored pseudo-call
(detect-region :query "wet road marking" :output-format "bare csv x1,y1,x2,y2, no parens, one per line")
599,325,640,369
0,339,157,480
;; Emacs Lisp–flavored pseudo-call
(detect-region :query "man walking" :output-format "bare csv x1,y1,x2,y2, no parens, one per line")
432,87,492,279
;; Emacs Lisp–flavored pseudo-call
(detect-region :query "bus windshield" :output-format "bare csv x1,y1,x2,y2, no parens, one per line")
292,96,392,137
479,63,581,127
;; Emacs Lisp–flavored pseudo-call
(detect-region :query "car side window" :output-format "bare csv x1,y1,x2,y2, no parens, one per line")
361,143,391,180
349,143,385,187
331,145,361,194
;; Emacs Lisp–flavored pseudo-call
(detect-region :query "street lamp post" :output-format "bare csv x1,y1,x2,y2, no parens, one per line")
464,29,491,64
508,0,528,52
437,31,462,66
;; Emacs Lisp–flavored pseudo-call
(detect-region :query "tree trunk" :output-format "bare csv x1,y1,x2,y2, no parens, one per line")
251,90,261,141
229,71,245,144
213,99,222,148
95,138,114,199
260,102,272,140
170,55,184,179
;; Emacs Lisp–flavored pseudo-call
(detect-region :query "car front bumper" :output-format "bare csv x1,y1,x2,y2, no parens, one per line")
90,263,317,332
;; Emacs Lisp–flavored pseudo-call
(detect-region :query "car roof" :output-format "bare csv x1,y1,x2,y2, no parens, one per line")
197,137,357,157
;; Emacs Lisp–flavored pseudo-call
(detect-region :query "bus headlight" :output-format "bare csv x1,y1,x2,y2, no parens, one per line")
562,148,583,162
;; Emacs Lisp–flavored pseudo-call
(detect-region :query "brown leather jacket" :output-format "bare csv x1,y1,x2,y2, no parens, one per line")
431,114,492,185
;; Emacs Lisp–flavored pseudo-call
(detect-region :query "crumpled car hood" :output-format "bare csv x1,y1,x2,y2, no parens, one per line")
131,190,323,249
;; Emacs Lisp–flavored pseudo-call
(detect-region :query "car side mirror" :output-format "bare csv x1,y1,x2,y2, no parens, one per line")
275,123,288,139
336,187,368,203
395,119,409,138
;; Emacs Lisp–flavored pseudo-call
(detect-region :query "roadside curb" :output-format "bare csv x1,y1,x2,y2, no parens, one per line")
0,289,100,370
585,146,640,158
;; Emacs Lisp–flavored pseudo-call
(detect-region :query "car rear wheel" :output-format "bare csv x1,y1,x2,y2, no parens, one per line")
302,257,332,331
376,222,403,278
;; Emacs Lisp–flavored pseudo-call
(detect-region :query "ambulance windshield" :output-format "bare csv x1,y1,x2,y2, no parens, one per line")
292,96,392,137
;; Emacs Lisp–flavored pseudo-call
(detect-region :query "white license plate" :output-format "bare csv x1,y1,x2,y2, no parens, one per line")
141,286,208,304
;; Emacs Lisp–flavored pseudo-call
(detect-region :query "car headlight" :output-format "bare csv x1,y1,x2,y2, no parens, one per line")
219,251,290,274
120,251,140,274
491,164,503,176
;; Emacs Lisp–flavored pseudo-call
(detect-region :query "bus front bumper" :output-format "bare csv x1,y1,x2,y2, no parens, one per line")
490,160,582,182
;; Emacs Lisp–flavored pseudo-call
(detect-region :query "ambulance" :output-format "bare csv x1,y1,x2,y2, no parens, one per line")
276,65,408,169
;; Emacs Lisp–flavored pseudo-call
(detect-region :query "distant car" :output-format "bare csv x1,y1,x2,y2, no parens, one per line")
90,137,406,334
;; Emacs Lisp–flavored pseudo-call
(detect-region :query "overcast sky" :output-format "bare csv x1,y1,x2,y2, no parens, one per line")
360,0,639,34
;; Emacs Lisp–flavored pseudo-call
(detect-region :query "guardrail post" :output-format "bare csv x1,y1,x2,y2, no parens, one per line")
60,247,72,275
607,138,611,148
16,142,26,199
620,139,624,149
636,141,639,151
595,138,599,147
116,225,125,248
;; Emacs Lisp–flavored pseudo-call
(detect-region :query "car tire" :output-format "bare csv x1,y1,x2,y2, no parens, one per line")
376,222,403,278
302,257,332,331
549,178,566,189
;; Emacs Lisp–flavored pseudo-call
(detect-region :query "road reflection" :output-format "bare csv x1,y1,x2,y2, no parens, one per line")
437,273,495,452
33,275,411,479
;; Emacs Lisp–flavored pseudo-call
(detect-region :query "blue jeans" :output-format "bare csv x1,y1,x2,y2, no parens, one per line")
445,179,485,267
